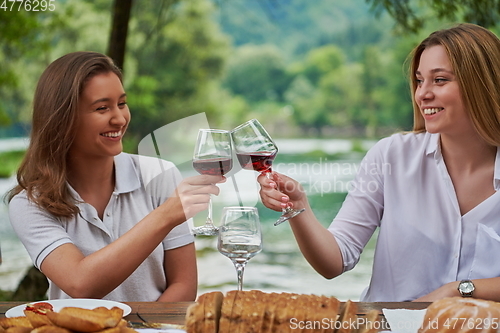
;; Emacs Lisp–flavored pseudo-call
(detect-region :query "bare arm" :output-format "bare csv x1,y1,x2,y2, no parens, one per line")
414,278,500,302
257,172,344,278
40,174,223,298
157,243,197,302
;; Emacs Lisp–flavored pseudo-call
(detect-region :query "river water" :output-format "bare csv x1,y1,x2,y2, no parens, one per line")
0,138,376,301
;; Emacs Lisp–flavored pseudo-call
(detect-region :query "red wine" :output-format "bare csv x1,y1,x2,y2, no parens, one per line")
236,151,277,172
193,158,232,175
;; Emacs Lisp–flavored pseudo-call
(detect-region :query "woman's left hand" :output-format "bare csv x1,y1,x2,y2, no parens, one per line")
413,282,459,302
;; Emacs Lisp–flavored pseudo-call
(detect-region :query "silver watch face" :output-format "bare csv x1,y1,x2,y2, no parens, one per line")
460,281,474,293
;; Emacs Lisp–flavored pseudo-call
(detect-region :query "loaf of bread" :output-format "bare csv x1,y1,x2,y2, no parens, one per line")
185,290,375,333
418,297,500,333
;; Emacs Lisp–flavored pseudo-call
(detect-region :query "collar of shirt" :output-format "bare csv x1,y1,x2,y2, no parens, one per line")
424,132,500,191
67,153,141,199
114,152,141,194
67,153,142,226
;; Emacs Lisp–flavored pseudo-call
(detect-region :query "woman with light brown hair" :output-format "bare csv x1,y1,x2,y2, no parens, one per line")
8,51,224,301
258,23,500,302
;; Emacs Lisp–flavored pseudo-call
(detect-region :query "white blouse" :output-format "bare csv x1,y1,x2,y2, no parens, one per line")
328,132,500,301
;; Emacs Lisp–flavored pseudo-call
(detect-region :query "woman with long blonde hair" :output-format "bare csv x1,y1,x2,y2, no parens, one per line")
258,23,500,302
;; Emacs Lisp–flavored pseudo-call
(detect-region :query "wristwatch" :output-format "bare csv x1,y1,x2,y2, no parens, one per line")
458,280,475,297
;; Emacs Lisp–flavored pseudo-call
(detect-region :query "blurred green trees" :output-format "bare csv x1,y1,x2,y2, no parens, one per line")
368,0,500,33
1,0,500,143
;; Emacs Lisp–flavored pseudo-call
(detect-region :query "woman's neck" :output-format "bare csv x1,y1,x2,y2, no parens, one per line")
440,132,496,173
67,155,115,196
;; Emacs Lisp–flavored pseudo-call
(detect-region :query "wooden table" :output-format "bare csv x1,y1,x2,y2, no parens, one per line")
0,301,431,326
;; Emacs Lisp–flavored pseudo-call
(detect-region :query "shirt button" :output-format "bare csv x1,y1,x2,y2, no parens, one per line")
107,212,111,217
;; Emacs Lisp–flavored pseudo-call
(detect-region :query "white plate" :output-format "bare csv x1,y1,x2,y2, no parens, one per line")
5,299,132,318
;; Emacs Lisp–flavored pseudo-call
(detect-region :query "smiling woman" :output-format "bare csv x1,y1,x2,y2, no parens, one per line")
5,51,225,302
70,72,129,162
256,23,500,302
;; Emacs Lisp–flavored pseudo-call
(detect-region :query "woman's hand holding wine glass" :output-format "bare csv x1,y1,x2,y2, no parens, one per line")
192,129,233,236
231,119,305,225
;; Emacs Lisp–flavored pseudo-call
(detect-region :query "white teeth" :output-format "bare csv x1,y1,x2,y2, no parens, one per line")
424,108,443,115
101,131,121,138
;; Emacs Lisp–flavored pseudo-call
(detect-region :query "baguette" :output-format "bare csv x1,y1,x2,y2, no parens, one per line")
23,310,53,328
0,317,33,329
30,325,72,333
5,327,32,333
46,306,122,332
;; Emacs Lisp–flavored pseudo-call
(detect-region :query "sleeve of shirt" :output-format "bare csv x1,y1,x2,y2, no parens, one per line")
140,157,195,250
328,136,391,272
8,192,73,270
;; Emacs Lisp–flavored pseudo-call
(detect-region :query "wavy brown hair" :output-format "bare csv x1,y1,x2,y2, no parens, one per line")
8,51,122,217
408,23,500,146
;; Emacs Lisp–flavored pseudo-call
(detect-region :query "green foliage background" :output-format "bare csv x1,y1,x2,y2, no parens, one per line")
2,0,499,148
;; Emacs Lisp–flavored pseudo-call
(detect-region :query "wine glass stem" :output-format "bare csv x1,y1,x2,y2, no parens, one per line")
233,260,247,291
206,195,214,225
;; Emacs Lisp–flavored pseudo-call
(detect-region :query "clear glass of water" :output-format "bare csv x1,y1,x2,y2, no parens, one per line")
217,206,262,291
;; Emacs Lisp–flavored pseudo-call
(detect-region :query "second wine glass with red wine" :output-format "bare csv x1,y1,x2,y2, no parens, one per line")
192,129,233,236
231,119,305,225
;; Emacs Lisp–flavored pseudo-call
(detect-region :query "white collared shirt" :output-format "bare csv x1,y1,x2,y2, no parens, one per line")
329,132,500,301
9,153,194,301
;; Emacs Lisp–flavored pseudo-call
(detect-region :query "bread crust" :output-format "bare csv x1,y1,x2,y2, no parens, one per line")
204,291,224,333
30,325,72,333
218,290,238,333
335,300,358,333
0,317,33,329
23,311,53,328
46,306,123,333
185,302,199,333
357,309,379,333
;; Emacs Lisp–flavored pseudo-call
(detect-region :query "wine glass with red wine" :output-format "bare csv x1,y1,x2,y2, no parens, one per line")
231,119,305,225
192,129,233,236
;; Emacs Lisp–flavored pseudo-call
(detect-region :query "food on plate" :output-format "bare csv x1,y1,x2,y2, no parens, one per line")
0,317,33,329
46,307,123,333
186,290,362,333
4,327,33,333
418,297,500,333
25,303,54,316
30,326,72,333
0,305,137,333
23,311,52,328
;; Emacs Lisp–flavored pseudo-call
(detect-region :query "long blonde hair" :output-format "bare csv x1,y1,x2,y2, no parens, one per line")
8,52,122,217
409,23,500,146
